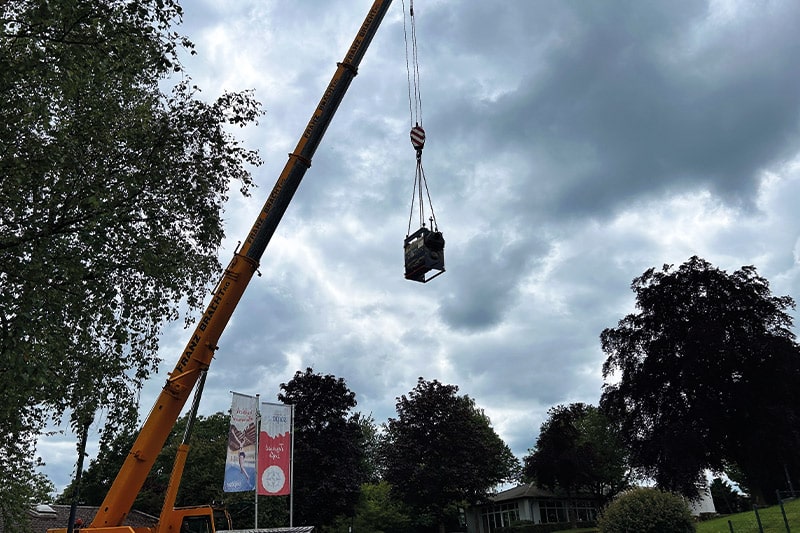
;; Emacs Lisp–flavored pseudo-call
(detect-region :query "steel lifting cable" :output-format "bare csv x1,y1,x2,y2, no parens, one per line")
403,0,422,127
403,0,439,236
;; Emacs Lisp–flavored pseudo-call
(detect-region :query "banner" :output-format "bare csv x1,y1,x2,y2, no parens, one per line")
223,392,258,492
258,402,292,496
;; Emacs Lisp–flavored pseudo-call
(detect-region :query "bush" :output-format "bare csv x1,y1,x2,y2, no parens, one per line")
598,488,695,533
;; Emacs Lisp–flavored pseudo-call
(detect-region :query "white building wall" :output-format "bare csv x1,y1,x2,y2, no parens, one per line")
530,501,542,524
690,486,717,515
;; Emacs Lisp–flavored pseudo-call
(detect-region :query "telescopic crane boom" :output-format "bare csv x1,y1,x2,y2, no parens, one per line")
52,3,394,533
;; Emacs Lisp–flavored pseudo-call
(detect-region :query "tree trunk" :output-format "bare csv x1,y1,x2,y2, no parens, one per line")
567,491,577,529
67,419,91,533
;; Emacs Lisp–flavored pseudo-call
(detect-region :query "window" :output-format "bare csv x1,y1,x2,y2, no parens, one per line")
539,500,567,524
538,500,598,524
572,500,599,522
181,516,212,533
481,502,520,532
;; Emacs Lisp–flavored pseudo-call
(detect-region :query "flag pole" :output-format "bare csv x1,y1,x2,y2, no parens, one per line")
255,394,260,529
289,404,295,528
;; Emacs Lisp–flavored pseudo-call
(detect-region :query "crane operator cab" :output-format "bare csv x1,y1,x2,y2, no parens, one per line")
404,226,445,283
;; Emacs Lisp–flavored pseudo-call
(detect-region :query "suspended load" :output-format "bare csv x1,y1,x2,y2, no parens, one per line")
404,225,445,283
402,1,444,283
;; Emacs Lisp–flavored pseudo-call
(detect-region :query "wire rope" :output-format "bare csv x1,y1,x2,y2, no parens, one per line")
403,0,437,236
402,0,423,128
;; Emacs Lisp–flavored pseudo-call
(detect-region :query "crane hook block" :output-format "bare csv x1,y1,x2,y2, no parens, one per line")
404,226,445,283
410,125,426,151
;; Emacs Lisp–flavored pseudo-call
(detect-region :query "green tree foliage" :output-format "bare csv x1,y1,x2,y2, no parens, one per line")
277,368,368,528
600,257,800,502
328,481,414,533
709,478,749,515
1,0,261,528
355,413,382,484
381,378,520,533
597,487,695,533
523,403,629,512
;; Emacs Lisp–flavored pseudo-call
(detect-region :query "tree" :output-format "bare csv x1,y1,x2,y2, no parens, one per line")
600,256,800,502
354,412,382,484
328,481,414,533
381,378,520,533
1,0,261,527
523,403,629,524
709,478,749,515
277,368,368,528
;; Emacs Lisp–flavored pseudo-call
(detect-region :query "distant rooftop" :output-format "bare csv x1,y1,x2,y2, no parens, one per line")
0,505,157,533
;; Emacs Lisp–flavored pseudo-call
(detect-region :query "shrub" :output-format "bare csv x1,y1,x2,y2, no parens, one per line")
598,487,695,533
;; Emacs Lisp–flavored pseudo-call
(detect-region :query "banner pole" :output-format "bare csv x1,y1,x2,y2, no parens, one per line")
255,394,260,529
289,404,295,528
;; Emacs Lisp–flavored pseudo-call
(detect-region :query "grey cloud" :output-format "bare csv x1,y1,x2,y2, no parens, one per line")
428,1,800,219
439,232,547,331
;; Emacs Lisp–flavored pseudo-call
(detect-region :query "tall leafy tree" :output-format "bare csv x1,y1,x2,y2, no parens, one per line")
277,368,368,528
600,256,800,502
523,403,629,525
1,0,261,528
381,378,519,533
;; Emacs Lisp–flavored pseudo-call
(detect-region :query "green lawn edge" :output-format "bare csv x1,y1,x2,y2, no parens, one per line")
548,498,800,533
696,497,799,533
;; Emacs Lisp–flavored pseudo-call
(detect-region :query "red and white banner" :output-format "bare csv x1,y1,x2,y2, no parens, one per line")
257,402,292,496
223,393,258,492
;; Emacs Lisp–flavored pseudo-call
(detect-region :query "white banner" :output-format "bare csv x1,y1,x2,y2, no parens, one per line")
223,392,258,492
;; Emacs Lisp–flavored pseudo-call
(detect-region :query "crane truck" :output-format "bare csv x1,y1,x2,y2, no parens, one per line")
48,2,395,533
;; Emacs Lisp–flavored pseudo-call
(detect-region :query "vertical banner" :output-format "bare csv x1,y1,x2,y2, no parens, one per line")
258,402,292,496
223,392,258,492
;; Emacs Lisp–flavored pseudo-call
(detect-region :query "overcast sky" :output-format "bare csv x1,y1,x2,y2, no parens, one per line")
39,0,800,494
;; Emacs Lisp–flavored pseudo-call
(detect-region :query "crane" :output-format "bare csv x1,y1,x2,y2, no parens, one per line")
48,2,393,533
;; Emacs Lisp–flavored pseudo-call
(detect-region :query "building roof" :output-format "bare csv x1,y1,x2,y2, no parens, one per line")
2,505,158,533
490,483,558,503
488,483,599,504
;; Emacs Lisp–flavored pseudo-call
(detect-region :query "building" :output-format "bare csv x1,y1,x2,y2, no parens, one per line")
1,507,313,533
464,483,600,533
0,505,157,533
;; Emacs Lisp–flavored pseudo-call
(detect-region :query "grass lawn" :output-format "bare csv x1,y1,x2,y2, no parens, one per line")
696,497,800,533
549,498,800,533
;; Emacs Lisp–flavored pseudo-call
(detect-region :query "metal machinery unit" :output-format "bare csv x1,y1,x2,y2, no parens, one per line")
404,226,445,283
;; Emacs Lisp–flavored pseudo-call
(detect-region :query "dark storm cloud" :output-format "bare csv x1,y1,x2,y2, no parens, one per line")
427,1,800,218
